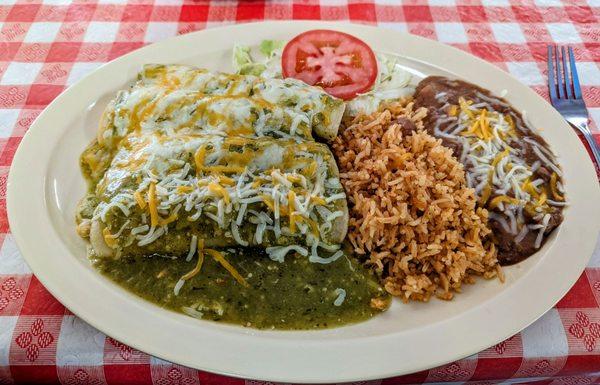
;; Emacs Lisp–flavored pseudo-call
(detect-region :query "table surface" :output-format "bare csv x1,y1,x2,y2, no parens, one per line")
0,0,599,384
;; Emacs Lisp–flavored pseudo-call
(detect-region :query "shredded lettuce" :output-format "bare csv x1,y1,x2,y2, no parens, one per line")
259,40,285,58
232,41,414,116
232,44,266,76
345,53,414,116
232,40,285,77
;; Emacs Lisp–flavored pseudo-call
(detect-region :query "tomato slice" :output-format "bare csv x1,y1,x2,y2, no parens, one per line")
281,29,378,100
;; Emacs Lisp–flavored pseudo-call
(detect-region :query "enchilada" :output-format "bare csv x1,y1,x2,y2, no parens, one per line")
77,132,348,260
98,86,318,149
96,65,345,155
137,64,345,141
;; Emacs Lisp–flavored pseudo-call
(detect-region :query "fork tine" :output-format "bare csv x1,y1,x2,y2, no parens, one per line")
568,47,582,99
561,46,574,99
547,46,558,101
555,46,566,99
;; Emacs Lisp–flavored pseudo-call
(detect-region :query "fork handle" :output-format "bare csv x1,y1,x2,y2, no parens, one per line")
571,121,600,170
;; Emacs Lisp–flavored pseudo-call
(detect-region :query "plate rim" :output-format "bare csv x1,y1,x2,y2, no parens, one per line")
7,21,600,383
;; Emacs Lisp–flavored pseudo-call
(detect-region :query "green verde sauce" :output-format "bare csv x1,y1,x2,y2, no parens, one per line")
94,248,390,330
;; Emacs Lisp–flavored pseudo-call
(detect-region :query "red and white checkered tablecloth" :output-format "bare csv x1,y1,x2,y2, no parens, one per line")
1,0,599,384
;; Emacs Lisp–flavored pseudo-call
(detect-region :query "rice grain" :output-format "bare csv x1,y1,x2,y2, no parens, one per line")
332,102,500,301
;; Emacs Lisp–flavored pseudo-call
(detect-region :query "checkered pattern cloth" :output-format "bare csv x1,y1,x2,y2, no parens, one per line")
0,0,599,384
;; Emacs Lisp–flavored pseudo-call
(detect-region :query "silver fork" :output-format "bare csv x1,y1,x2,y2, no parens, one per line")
547,45,600,167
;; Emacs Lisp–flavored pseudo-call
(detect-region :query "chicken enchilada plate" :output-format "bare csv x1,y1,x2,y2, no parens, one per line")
7,22,600,382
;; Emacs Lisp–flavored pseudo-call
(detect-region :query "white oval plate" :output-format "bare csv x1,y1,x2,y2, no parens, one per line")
7,21,600,383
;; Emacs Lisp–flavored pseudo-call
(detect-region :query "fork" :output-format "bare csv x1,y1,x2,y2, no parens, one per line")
547,46,600,167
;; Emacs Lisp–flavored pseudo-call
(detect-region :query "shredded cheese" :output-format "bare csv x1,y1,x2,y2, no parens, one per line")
102,227,118,248
266,245,308,263
208,182,230,205
90,116,346,256
305,160,317,177
176,185,194,194
218,175,235,186
173,236,204,295
288,190,296,233
158,212,178,226
333,288,346,306
550,172,564,201
489,195,520,209
433,92,565,250
147,182,159,228
309,249,344,264
181,242,204,281
310,195,327,205
134,190,146,209
202,165,245,174
205,249,249,287
186,235,198,262
194,145,206,175
448,105,458,117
